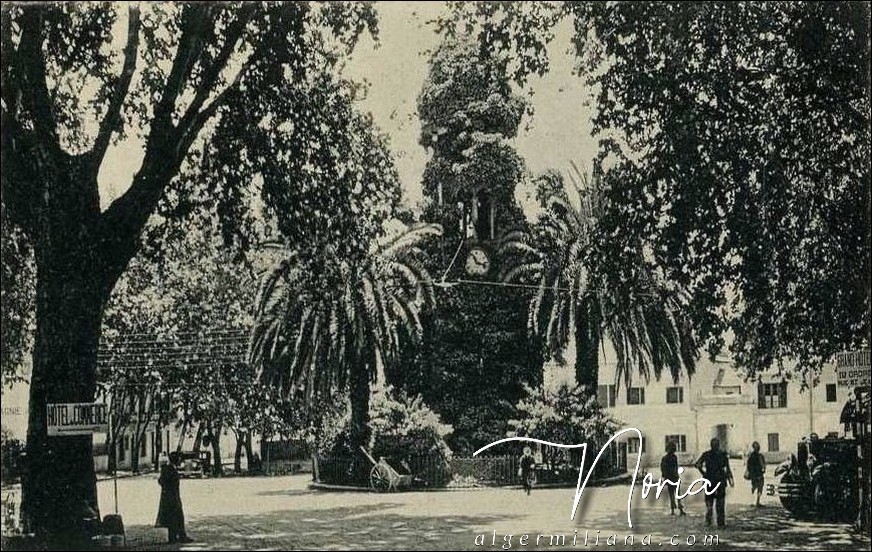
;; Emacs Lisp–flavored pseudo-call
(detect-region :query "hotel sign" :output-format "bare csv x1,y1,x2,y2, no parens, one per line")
46,402,108,436
835,349,871,388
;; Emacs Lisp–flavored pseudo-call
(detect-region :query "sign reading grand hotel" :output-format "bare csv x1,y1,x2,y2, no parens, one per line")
46,402,108,436
835,349,871,388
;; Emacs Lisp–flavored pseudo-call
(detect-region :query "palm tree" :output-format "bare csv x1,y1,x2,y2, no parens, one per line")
249,223,442,455
499,164,697,393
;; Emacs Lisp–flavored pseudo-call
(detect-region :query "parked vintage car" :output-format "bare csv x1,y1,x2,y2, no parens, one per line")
177,451,210,478
768,434,859,521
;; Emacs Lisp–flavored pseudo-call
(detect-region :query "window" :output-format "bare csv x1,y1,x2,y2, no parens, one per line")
767,433,780,453
597,385,617,408
118,437,126,462
758,382,788,409
627,437,647,454
666,386,684,404
627,387,646,405
665,435,687,453
140,436,147,457
825,384,837,403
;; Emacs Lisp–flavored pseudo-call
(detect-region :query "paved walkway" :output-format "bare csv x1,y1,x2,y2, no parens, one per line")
98,473,869,551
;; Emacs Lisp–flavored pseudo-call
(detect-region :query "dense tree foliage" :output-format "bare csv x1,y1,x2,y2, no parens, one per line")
567,1,871,379
251,222,442,466
508,383,620,469
441,1,871,382
1,2,383,540
500,167,698,391
98,216,268,475
0,205,34,387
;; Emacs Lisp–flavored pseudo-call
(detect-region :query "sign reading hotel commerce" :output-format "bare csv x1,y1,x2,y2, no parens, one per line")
835,349,871,388
46,402,109,436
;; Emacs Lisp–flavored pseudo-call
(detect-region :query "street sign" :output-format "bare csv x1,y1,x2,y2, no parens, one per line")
46,402,108,436
835,349,871,388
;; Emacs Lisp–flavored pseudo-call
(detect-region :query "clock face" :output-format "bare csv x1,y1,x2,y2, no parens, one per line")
465,247,490,276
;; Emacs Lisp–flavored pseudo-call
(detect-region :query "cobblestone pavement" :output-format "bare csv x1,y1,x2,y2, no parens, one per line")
98,472,870,551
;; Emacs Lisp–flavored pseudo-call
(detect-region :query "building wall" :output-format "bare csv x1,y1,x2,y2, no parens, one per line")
595,347,848,468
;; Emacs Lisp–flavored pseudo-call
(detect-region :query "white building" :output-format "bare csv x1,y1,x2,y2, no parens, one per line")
595,351,849,467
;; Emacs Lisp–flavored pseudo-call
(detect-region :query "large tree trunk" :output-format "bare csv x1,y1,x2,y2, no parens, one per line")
233,431,243,474
130,433,141,474
574,298,601,394
209,425,224,476
243,432,255,473
22,258,108,548
348,363,372,484
192,422,205,453
106,438,116,475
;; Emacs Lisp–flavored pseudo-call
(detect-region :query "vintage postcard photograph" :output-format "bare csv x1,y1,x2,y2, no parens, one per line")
1,1,870,550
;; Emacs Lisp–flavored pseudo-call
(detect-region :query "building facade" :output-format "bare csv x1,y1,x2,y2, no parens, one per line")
594,353,849,467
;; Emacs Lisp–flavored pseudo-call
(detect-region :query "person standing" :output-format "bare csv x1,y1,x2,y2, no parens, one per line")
746,441,766,507
695,437,734,528
519,447,536,496
660,441,686,515
156,452,192,543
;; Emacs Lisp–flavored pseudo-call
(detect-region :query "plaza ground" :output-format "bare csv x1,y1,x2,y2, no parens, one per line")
98,470,870,551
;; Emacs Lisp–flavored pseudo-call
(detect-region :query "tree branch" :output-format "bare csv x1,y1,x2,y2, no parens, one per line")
151,4,212,131
178,4,254,132
175,59,248,158
90,5,140,171
16,7,59,150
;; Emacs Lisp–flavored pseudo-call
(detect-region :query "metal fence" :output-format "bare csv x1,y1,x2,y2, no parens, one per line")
315,451,621,488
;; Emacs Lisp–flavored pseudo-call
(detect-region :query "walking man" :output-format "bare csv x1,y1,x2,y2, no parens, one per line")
519,447,536,496
695,437,734,528
661,441,686,515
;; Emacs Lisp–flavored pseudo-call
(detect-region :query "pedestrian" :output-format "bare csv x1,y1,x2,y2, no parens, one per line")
660,441,685,515
745,441,766,507
156,452,193,544
518,446,536,495
840,393,857,437
694,437,734,528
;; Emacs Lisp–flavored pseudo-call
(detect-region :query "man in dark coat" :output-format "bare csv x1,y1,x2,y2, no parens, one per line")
661,441,686,515
519,446,536,495
695,437,734,528
156,452,192,543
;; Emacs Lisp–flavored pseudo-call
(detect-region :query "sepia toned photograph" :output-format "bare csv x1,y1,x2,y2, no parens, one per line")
1,1,870,550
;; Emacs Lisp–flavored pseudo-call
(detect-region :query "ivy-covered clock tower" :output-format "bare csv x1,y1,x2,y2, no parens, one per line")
387,36,543,454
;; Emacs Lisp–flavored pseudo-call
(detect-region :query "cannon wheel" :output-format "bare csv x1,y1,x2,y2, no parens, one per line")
370,466,391,493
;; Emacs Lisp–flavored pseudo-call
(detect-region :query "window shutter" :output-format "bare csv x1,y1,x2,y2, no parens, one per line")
779,382,788,408
757,383,766,409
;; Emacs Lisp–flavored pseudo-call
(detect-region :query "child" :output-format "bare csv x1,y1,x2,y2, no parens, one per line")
746,441,766,507
660,441,685,515
519,446,536,495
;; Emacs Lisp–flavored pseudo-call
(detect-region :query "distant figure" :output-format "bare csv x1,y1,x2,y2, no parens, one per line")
519,446,536,495
746,441,766,507
840,393,858,437
695,437,734,528
660,441,685,515
156,452,192,543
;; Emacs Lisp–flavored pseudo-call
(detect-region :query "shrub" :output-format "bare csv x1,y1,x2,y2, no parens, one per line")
508,383,622,473
368,386,453,463
317,386,454,486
